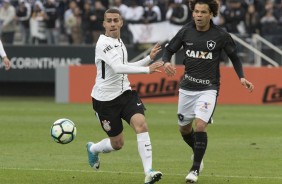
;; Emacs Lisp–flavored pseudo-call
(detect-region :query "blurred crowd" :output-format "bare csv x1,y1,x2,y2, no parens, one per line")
0,0,281,46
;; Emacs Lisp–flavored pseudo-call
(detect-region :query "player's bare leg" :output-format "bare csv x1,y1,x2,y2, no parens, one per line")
130,114,163,184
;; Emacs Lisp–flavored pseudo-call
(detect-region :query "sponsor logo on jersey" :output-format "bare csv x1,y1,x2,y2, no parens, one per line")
207,40,216,50
186,49,213,59
263,85,282,103
102,120,111,131
184,74,211,85
103,45,113,53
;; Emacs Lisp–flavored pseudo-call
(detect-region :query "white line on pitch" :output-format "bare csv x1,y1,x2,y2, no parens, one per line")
1,167,282,180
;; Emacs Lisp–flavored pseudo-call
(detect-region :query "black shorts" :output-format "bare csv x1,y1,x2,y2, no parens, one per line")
92,90,145,137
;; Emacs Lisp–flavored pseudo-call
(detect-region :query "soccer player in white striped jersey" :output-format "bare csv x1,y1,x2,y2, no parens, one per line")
86,8,163,184
0,40,10,70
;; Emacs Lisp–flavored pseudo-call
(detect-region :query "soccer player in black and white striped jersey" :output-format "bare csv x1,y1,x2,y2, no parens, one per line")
86,8,163,184
162,0,254,183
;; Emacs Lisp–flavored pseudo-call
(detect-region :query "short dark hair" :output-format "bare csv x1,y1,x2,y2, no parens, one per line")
189,0,219,17
104,8,122,17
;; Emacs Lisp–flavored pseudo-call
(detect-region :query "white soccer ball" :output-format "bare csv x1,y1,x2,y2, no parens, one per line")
51,118,77,144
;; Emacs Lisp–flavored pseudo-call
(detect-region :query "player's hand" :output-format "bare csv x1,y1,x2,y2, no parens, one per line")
149,61,164,73
2,56,11,70
163,62,176,76
149,43,162,60
240,78,254,92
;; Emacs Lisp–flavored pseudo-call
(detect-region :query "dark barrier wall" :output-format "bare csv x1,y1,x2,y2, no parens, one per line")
1,45,278,96
0,45,144,96
0,45,143,82
0,45,94,82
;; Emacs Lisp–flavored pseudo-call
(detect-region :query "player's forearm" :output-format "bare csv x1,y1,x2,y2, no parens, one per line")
228,51,245,79
162,48,174,63
128,56,152,66
112,64,149,74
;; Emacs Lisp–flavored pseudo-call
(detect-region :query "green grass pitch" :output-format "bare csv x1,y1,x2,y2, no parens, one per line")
0,97,281,184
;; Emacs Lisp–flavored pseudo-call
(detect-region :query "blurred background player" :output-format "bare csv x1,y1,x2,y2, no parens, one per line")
162,0,254,183
16,0,32,44
0,39,11,70
0,0,16,44
86,8,163,184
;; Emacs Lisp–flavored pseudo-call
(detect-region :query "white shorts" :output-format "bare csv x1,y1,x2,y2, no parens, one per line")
177,89,217,126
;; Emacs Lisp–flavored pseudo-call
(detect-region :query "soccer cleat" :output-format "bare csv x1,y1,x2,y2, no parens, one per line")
185,170,198,183
86,142,100,171
144,169,163,184
191,154,204,173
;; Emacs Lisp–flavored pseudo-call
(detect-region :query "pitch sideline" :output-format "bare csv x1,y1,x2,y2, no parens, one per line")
1,167,282,180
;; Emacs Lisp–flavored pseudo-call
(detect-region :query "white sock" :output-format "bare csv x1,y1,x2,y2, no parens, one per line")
137,132,152,174
90,138,115,153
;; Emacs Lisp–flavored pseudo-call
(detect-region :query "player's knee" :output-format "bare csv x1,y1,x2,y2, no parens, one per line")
112,140,124,150
195,119,207,132
131,117,148,133
195,127,205,132
179,123,193,134
135,122,148,133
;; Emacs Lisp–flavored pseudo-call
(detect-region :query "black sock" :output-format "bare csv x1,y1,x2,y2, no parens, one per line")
181,129,195,151
191,132,207,172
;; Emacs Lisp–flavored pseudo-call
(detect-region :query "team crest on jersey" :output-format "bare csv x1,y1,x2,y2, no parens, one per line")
178,113,184,121
102,120,111,131
207,40,216,51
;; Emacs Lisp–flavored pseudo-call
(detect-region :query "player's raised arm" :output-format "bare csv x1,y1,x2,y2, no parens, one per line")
162,46,176,77
148,61,164,73
124,42,163,73
163,62,176,77
128,43,162,67
149,43,162,60
161,24,186,77
161,38,181,77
